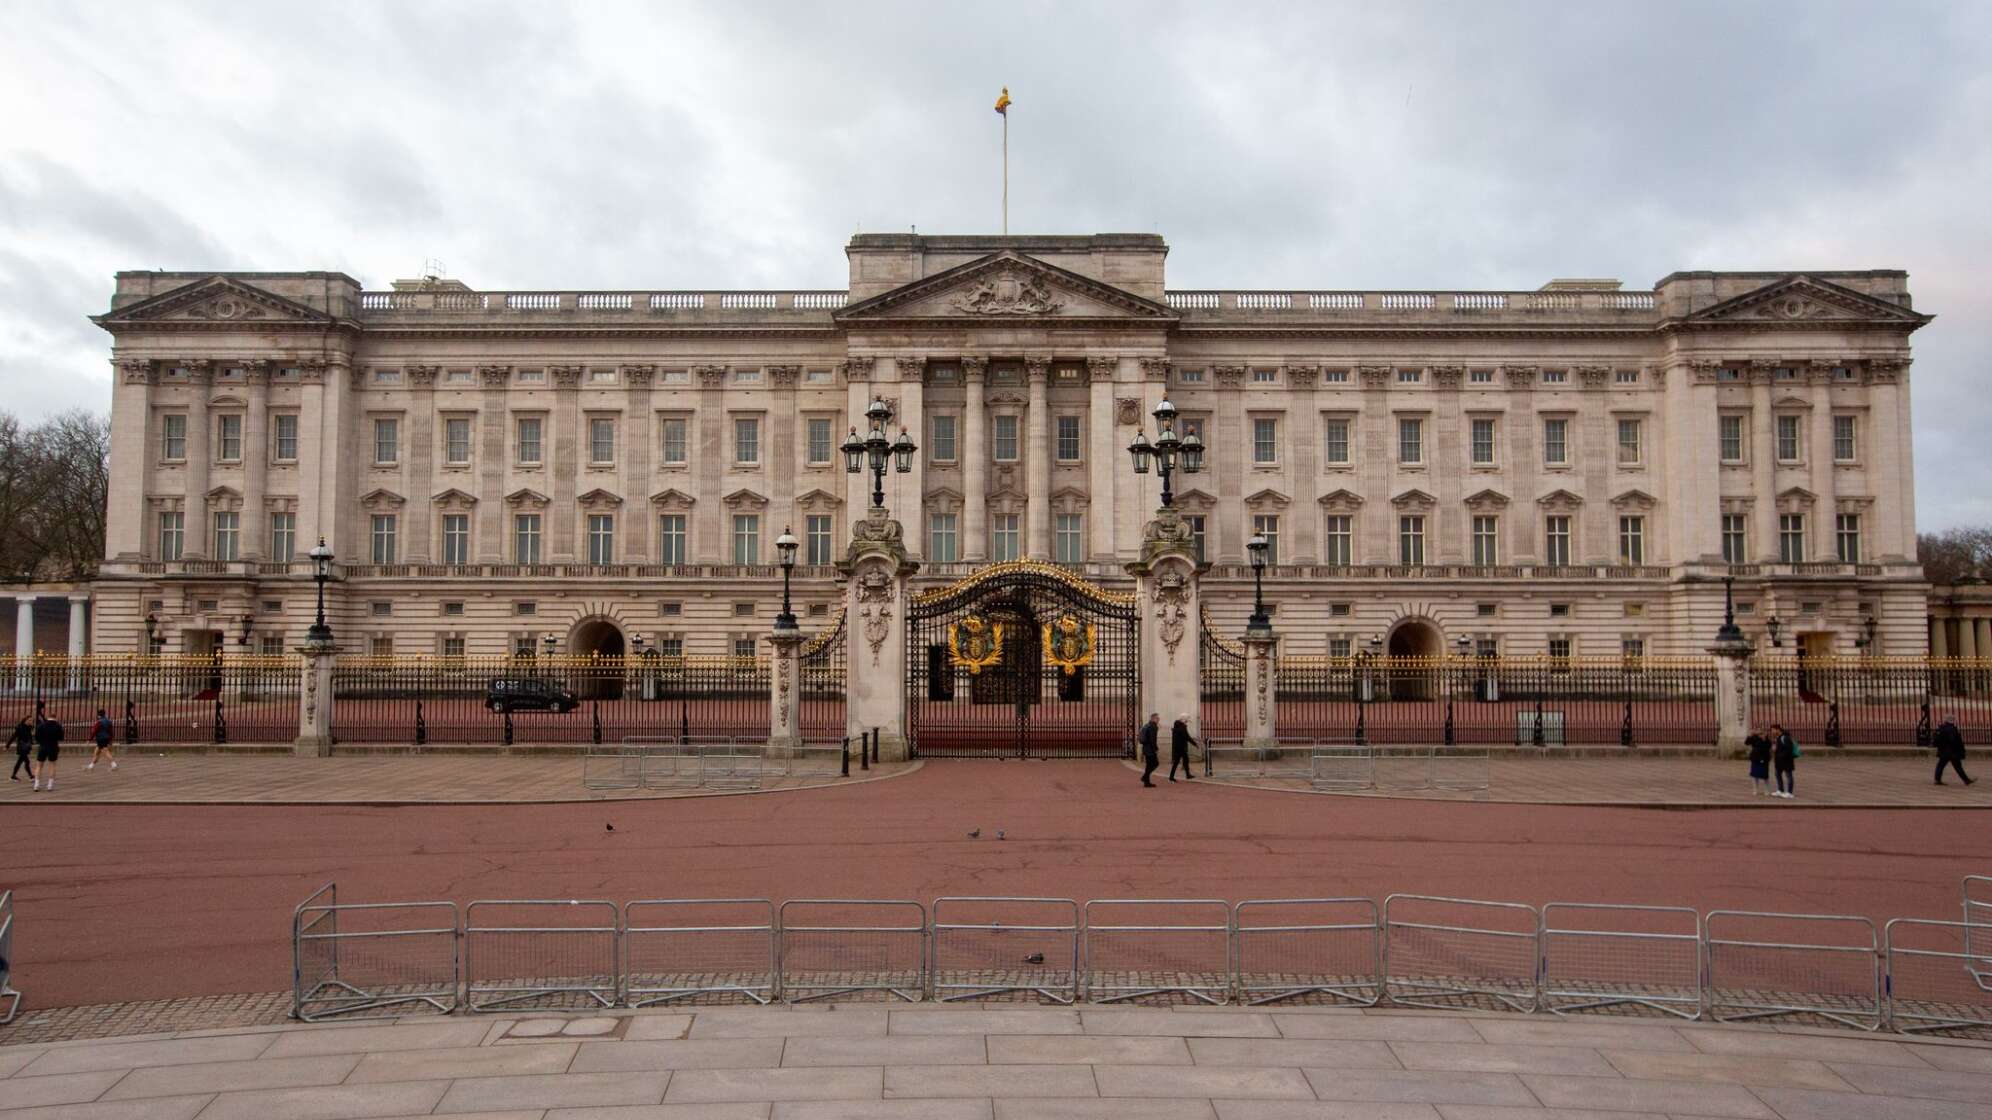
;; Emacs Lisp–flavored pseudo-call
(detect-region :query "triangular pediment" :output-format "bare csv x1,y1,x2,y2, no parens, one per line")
1536,488,1584,509
504,488,549,507
431,487,477,506
1317,488,1365,510
577,488,623,507
1777,486,1817,503
359,487,405,508
922,486,963,505
796,487,846,508
1245,488,1291,509
1464,488,1511,510
836,251,1176,323
649,487,696,509
1172,487,1217,512
1391,488,1437,510
1611,488,1658,511
1679,275,1930,328
722,488,768,509
94,276,340,328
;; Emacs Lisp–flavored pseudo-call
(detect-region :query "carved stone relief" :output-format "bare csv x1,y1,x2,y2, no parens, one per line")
950,268,1064,315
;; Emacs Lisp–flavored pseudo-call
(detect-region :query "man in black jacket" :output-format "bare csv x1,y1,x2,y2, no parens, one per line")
1168,713,1197,782
1138,712,1160,787
32,713,62,792
1934,714,1974,786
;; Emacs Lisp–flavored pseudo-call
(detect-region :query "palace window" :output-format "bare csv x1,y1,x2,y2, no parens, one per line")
1616,418,1642,465
1721,514,1747,564
1542,369,1567,384
1057,415,1083,462
732,513,760,564
993,414,1019,461
1544,515,1571,567
1323,515,1352,566
929,414,957,463
441,636,466,658
1836,513,1861,564
1618,515,1645,564
1470,418,1496,465
1719,415,1745,462
441,514,469,565
587,514,615,564
1543,417,1569,465
1177,367,1204,384
1323,418,1350,464
589,418,616,464
659,417,688,465
1185,514,1206,563
992,513,1021,561
372,418,398,465
1252,417,1279,464
513,513,542,564
1471,515,1499,566
1252,514,1280,565
444,418,471,465
733,417,760,465
1397,367,1422,384
516,417,543,464
1833,415,1858,462
806,514,833,566
162,414,187,460
1398,417,1423,464
1322,369,1348,384
370,514,398,564
217,415,243,462
928,513,958,562
1779,513,1805,563
1253,367,1277,383
734,637,757,659
211,511,240,561
1775,415,1802,461
807,417,835,465
269,513,296,562
1054,513,1084,563
1470,369,1494,384
1616,369,1640,384
1398,515,1425,566
158,511,184,560
658,514,687,565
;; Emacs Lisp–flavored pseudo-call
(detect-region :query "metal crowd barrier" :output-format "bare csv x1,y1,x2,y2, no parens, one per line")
0,890,18,1025
583,740,645,790
1083,899,1231,1005
623,899,777,1006
779,900,927,1003
1540,903,1702,1020
1705,910,1882,1031
1967,875,1992,988
1203,741,1312,781
1885,918,1992,1034
464,900,620,1012
1232,898,1381,1007
1310,746,1376,791
930,897,1080,1004
1384,894,1540,1013
290,883,459,1022
697,741,763,790
636,737,699,789
764,742,846,780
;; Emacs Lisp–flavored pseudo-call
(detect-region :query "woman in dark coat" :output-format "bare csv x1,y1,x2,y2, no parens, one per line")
8,717,32,781
1745,730,1772,797
1770,722,1798,799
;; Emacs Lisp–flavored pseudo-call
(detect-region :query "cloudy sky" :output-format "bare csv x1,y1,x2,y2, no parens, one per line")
2,1,1987,527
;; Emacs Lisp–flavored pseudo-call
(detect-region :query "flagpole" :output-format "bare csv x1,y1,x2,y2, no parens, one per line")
1002,108,1009,235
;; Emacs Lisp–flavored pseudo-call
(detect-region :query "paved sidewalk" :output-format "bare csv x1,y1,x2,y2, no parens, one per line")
0,755,916,805
2,1003,1990,1119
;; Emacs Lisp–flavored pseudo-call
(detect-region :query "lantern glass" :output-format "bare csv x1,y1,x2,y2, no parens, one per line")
1180,431,1204,472
892,429,916,473
1152,397,1178,428
841,429,865,473
1127,431,1151,474
775,527,799,566
1247,534,1269,570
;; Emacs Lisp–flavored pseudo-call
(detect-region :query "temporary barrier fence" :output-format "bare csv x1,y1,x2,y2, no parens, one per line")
1384,894,1540,1013
1232,898,1382,1007
290,883,460,1022
929,897,1081,1004
1202,740,1312,781
697,742,763,790
1431,748,1492,792
1083,899,1231,1006
1310,746,1375,792
1704,910,1882,1031
778,900,927,1003
1884,918,1992,1035
583,740,645,790
764,742,847,780
0,890,18,1025
1967,875,1992,988
622,899,777,1006
463,900,620,1012
1539,903,1703,1021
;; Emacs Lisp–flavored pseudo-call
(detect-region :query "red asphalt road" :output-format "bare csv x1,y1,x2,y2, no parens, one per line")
5,760,1988,1010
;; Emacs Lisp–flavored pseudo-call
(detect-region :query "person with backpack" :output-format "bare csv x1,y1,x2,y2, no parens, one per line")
31,712,63,792
1770,721,1799,799
8,716,32,782
87,708,117,772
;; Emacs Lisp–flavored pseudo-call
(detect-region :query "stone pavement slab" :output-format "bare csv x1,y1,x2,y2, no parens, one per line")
195,1079,451,1120
882,1063,1097,1098
782,1035,985,1066
1519,1073,1778,1117
1599,1047,1855,1090
1389,1041,1617,1076
890,1009,1082,1035
1211,1103,1444,1119
1274,1014,1484,1042
667,1066,882,1102
772,1103,990,1120
995,1101,1216,1119
1186,1037,1400,1069
346,1041,577,1082
547,1106,769,1120
1080,1010,1279,1037
0,1097,215,1120
100,1052,360,1098
1680,1026,1933,1066
0,1069,130,1109
566,1037,786,1072
434,1071,670,1112
989,1034,1191,1065
1093,1064,1315,1099
15,1032,275,1075
256,1019,499,1057
1297,1068,1538,1106
1749,1086,1992,1119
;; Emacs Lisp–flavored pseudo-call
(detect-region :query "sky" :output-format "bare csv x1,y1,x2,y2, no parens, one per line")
1,1,1988,528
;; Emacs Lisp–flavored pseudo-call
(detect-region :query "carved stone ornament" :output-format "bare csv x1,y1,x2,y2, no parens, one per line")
1501,365,1539,388
1115,397,1143,426
1357,365,1393,389
1254,645,1270,724
1688,358,1724,384
774,653,790,728
1136,507,1200,569
118,358,156,385
1025,355,1051,382
1153,569,1190,664
1086,355,1117,381
960,356,988,381
842,356,875,382
1575,365,1612,389
1139,357,1170,383
1869,358,1907,382
951,268,1065,315
1431,365,1465,389
478,364,512,387
897,355,927,382
621,364,656,387
182,358,214,385
855,567,897,668
406,364,440,389
1287,364,1320,388
841,508,916,577
299,359,328,385
1807,359,1838,384
768,364,801,386
694,364,728,388
1212,364,1247,388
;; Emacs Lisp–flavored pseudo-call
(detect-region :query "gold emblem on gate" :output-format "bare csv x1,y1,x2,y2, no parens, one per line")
948,615,1005,675
1043,614,1096,676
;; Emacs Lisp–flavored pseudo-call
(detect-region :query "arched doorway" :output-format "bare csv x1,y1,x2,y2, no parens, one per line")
569,617,626,699
1385,619,1444,700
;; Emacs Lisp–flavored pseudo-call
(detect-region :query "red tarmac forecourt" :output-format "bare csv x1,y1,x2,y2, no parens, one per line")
5,761,1988,1010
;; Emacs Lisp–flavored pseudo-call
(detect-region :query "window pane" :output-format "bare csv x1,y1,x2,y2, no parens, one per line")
1721,514,1747,564
1398,418,1422,463
807,417,833,464
158,512,184,560
445,418,471,463
587,514,615,564
1776,415,1801,460
1253,418,1278,464
734,417,760,464
658,515,687,565
992,514,1020,561
442,514,469,565
928,513,958,562
212,511,239,560
1836,513,1860,563
517,418,542,463
1543,418,1567,465
1252,515,1279,565
993,415,1019,460
1323,419,1349,463
589,418,615,463
660,418,688,463
806,514,833,565
1398,516,1424,565
1779,513,1804,563
1618,516,1644,564
514,514,541,564
1323,515,1351,566
163,414,187,459
732,514,760,564
930,415,957,462
1186,515,1206,563
1719,415,1743,461
371,514,397,564
218,415,242,461
1471,515,1498,565
1545,516,1570,566
1470,418,1495,464
269,513,295,562
1833,415,1857,461
372,418,398,464
1616,419,1641,464
1057,415,1082,461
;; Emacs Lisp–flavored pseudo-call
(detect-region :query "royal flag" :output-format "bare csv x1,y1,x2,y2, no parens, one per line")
994,87,1011,115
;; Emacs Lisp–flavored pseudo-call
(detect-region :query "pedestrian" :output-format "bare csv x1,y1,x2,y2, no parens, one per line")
31,711,63,792
1138,712,1160,788
1770,721,1798,799
1745,728,1772,797
1169,713,1197,782
8,715,31,782
1933,713,1975,786
87,708,117,772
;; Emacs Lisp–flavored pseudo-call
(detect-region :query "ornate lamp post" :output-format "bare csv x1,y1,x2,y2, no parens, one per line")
1126,397,1204,507
237,614,254,647
1246,533,1271,634
1765,612,1784,649
842,397,916,512
1716,575,1746,645
542,633,558,660
774,526,800,632
305,539,334,645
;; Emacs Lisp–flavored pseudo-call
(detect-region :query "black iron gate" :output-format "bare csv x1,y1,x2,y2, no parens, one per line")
907,561,1138,758
1199,605,1246,740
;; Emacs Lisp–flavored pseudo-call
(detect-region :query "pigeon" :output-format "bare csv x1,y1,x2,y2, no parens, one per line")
997,830,1006,841
967,828,980,839
1022,952,1045,964
605,823,615,832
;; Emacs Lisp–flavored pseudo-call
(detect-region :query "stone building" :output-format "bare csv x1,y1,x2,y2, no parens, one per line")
85,232,1932,662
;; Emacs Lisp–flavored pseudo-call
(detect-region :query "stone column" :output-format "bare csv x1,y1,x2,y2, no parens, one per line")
769,366,801,552
1128,508,1202,743
183,360,213,558
1503,366,1539,563
1709,635,1754,754
296,361,329,549
694,365,728,563
402,366,436,562
549,366,582,561
892,357,926,560
67,596,87,692
1750,365,1777,561
475,366,510,561
1214,365,1248,562
1869,361,1909,559
962,358,988,561
1808,363,1838,561
14,595,35,692
295,640,337,757
1958,615,1979,663
1243,629,1278,753
767,626,803,753
1932,614,1950,658
241,361,271,558
1288,366,1321,563
1432,365,1467,562
1025,356,1051,560
623,366,655,562
1087,357,1118,561
106,359,154,559
839,508,919,760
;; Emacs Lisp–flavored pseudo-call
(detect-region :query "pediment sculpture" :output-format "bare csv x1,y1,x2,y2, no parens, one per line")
951,268,1065,316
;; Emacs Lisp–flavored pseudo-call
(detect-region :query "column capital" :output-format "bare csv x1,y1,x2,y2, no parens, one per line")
1431,364,1466,390
841,356,875,382
550,365,584,390
693,364,728,388
1139,357,1170,383
897,355,926,382
961,356,987,382
183,358,214,386
1574,364,1612,389
1213,364,1247,388
118,358,157,385
478,364,513,387
241,358,273,386
1358,364,1393,390
1499,364,1537,388
1869,358,1908,382
768,364,801,387
405,364,439,390
1286,364,1320,389
1085,355,1116,381
621,364,656,387
1024,356,1051,383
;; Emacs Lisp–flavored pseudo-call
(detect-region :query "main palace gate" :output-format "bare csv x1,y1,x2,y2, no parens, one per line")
906,562,1139,758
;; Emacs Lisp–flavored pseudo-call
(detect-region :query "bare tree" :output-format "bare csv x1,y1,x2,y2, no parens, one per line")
0,409,111,583
1918,527,1992,586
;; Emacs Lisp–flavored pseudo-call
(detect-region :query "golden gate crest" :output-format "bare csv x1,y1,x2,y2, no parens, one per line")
1042,614,1096,676
947,615,1004,675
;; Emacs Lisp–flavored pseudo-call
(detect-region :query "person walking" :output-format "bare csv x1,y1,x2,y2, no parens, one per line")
87,708,117,771
1933,714,1975,786
1746,729,1772,797
1138,712,1161,788
8,716,32,782
1168,713,1198,782
31,712,63,792
1770,721,1798,799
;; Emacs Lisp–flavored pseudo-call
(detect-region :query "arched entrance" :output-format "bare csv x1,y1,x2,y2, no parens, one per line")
569,617,626,699
1385,619,1444,700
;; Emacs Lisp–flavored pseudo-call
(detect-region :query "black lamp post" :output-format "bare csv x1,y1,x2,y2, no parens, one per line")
774,526,799,631
237,614,254,647
143,613,158,652
1246,533,1271,633
1715,574,1746,644
1857,614,1879,650
631,634,646,656
305,539,334,645
1765,613,1784,649
841,397,916,512
1126,397,1203,507
542,633,558,660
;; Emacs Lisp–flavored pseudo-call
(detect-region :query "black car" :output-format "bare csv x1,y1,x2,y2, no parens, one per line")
485,677,580,714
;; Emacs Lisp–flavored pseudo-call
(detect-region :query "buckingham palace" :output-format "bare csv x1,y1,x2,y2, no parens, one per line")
84,232,1932,662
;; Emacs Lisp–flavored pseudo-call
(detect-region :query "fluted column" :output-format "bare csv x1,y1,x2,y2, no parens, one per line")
240,361,271,559
549,365,582,562
403,366,437,562
962,358,988,561
108,359,154,559
1503,366,1539,563
1288,366,1321,563
1025,356,1051,560
694,365,727,562
475,366,510,561
1214,365,1248,562
623,366,655,562
182,360,213,558
1750,364,1777,560
1087,356,1118,560
1808,362,1838,561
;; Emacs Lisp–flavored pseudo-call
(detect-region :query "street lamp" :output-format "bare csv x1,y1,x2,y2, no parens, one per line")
1857,614,1879,650
1246,533,1271,633
237,614,254,647
774,526,800,631
841,397,915,512
542,633,558,659
1765,614,1784,649
1126,397,1203,507
1715,574,1746,645
305,539,334,645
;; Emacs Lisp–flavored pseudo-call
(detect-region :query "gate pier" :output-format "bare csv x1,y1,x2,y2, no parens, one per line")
1128,507,1203,742
839,507,919,762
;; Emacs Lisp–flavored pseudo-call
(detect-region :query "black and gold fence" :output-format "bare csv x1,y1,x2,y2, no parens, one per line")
1752,657,1992,748
0,654,299,745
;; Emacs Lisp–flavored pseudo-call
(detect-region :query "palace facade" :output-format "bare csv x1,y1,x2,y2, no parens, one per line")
87,233,1932,661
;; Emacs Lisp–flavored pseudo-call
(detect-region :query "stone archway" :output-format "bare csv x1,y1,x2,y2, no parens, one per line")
1385,618,1444,701
568,617,626,699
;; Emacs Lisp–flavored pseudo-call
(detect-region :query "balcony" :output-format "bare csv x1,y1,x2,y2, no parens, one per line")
1162,289,1659,324
356,290,849,320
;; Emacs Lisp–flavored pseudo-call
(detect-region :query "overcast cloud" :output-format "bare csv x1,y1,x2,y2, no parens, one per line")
2,1,1987,527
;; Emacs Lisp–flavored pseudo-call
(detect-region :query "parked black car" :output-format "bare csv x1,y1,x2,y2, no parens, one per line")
485,677,580,714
